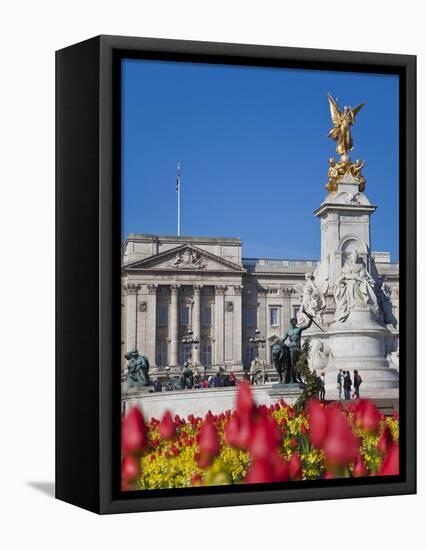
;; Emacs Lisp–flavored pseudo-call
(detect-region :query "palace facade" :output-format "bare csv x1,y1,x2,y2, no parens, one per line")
121,234,399,378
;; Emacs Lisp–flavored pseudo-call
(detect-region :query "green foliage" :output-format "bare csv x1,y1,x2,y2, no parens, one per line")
294,338,322,411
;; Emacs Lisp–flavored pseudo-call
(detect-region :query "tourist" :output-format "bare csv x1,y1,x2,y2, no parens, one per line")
343,370,352,400
336,369,343,400
320,372,326,400
228,372,237,387
153,378,162,392
353,369,362,399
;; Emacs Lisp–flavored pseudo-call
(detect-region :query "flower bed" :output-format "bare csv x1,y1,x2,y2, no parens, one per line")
121,382,399,490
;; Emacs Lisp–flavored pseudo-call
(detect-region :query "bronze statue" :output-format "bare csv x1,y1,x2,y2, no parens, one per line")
125,349,150,387
271,338,292,383
325,156,367,193
280,313,313,382
328,93,365,158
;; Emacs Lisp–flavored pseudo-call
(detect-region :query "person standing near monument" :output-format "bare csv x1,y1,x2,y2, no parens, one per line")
337,369,344,400
343,370,352,400
353,369,362,399
320,372,326,400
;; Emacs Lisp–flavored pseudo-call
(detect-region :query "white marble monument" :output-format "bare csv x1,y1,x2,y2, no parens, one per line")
299,95,399,398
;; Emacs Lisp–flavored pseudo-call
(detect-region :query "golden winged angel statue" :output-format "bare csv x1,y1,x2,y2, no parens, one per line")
328,93,365,157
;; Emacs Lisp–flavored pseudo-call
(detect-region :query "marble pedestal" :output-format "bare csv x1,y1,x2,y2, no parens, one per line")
267,383,304,402
325,306,399,396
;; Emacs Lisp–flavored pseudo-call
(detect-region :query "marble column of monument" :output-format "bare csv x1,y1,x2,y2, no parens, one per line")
192,285,202,365
169,284,179,366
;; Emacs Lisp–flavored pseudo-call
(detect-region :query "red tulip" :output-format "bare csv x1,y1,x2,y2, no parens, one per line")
198,419,220,457
379,443,399,476
354,399,381,432
159,410,177,440
191,473,202,486
324,470,334,479
121,407,148,454
121,455,141,481
236,381,255,416
322,408,358,466
245,458,275,484
195,451,213,469
225,413,255,449
224,416,240,446
248,416,281,460
308,400,329,448
121,479,129,491
352,452,368,477
288,453,302,480
270,452,290,482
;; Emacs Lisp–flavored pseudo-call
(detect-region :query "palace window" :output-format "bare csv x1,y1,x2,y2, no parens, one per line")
156,341,168,367
202,304,212,326
201,342,212,366
179,345,191,365
244,345,257,368
244,306,257,328
158,303,168,327
180,304,190,326
270,307,280,327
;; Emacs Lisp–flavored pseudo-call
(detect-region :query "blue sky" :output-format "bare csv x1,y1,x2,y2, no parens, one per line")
122,59,399,260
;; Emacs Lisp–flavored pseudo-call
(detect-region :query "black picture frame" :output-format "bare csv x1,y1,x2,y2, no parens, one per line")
56,35,416,514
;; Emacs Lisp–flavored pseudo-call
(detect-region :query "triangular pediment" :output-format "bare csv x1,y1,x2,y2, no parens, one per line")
124,244,245,273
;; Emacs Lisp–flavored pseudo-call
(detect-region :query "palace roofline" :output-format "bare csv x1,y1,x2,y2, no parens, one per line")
126,234,242,244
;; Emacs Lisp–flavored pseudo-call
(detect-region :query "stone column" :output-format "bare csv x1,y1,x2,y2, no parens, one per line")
257,287,267,362
282,287,292,333
232,285,243,369
192,285,202,365
125,283,140,351
214,285,226,366
145,284,157,366
266,338,272,365
169,284,180,366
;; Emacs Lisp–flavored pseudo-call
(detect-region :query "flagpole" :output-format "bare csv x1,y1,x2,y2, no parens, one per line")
177,162,181,236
